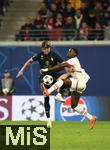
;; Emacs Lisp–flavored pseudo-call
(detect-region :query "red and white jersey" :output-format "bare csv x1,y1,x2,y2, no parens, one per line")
65,57,90,83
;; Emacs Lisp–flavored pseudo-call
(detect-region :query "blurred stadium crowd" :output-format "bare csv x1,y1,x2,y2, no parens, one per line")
16,0,110,41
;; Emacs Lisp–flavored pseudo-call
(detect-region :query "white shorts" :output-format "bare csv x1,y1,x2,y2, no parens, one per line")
69,77,87,94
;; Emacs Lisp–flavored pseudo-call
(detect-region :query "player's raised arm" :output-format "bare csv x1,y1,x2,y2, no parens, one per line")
16,58,33,78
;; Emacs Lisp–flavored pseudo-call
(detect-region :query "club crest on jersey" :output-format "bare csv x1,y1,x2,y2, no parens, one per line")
41,55,43,59
51,57,54,61
45,61,50,66
60,96,87,121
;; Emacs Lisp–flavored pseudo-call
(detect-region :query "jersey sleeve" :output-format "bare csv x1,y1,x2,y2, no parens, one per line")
32,54,40,61
66,58,74,65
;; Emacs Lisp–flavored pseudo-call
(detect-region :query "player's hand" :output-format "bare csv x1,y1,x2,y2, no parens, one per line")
16,71,23,78
40,68,48,74
2,88,9,95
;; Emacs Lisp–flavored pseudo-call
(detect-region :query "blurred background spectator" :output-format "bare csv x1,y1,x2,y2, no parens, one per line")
63,16,76,40
88,22,104,40
69,0,82,10
0,0,11,16
38,2,49,19
0,70,15,96
63,3,75,18
44,16,55,40
16,17,36,41
79,22,89,40
104,21,110,40
15,0,110,41
33,13,47,40
54,13,63,40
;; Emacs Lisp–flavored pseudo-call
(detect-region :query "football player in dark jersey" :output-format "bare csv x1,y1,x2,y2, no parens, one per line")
16,40,63,128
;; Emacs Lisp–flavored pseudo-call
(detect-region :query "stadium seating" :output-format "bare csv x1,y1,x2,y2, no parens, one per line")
16,0,110,41
0,0,110,41
0,0,41,41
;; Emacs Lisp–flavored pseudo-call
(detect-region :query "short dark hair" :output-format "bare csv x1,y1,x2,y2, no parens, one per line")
70,48,79,56
3,70,11,78
41,40,51,48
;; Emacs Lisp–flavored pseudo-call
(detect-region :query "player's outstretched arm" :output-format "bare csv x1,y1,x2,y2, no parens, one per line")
41,62,71,73
49,62,71,71
16,58,33,78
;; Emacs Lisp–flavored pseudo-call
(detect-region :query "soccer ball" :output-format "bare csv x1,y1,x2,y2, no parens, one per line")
21,98,45,120
42,75,53,85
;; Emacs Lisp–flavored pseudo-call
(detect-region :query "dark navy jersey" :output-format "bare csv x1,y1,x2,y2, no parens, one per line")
32,51,63,69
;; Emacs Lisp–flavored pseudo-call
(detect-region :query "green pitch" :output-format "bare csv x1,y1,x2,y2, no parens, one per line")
0,121,110,150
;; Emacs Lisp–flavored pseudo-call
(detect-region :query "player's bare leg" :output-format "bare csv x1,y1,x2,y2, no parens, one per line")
71,91,97,129
41,83,52,128
44,95,52,128
42,78,70,96
54,79,71,102
47,117,52,128
42,73,71,100
42,78,72,100
90,116,97,129
41,83,49,96
71,91,81,108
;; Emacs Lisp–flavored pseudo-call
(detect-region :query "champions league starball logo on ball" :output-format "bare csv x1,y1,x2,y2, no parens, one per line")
60,97,87,121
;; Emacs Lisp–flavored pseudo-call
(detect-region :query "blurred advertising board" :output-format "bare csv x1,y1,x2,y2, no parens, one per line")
0,96,55,121
55,96,110,121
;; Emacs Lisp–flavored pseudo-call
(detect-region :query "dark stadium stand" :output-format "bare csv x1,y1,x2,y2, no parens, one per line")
0,0,40,41
15,0,110,41
0,0,110,41
0,0,11,30
0,0,11,16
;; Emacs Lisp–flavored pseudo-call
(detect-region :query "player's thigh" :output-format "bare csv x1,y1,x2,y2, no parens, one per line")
69,77,86,93
69,77,78,91
77,80,86,93
63,78,72,88
71,91,81,108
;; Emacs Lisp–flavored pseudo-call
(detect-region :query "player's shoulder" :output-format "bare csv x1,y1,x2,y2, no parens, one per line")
68,57,77,61
33,52,42,56
70,57,79,61
50,51,59,58
66,57,79,63
32,52,42,61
